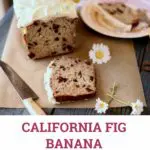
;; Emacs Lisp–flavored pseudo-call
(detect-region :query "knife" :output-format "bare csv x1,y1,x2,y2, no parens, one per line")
0,60,46,115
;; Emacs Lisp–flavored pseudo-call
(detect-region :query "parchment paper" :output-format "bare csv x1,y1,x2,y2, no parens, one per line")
0,17,146,108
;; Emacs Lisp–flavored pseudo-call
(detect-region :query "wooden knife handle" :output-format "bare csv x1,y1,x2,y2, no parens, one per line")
22,98,46,115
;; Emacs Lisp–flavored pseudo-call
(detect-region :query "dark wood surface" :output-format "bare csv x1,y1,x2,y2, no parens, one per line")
0,7,149,115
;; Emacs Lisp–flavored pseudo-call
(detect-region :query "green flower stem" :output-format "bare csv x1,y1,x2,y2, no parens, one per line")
107,82,118,105
107,93,130,105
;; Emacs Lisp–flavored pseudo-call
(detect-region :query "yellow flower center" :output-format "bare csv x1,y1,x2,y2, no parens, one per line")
95,50,104,59
100,103,105,108
135,104,139,109
73,0,80,3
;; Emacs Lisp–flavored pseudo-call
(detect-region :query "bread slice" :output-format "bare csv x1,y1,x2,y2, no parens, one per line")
44,57,96,104
99,3,150,30
92,3,132,32
24,17,78,59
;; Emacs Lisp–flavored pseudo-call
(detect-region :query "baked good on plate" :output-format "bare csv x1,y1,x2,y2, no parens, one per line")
92,2,150,32
44,56,96,104
13,0,78,59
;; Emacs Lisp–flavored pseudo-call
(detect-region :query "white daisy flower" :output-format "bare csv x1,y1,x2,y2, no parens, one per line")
131,99,144,115
89,43,111,64
95,98,109,114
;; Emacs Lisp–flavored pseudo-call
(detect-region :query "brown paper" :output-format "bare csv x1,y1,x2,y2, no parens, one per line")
0,17,146,108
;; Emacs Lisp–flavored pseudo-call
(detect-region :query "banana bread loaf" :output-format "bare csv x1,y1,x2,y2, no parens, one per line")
14,0,78,59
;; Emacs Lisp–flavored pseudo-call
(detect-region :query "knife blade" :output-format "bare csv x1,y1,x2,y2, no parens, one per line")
0,60,46,115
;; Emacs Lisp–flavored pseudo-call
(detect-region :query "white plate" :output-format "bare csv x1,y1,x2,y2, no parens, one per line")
80,2,150,38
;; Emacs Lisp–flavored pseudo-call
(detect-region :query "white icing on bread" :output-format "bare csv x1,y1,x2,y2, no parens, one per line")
14,0,78,28
44,61,59,104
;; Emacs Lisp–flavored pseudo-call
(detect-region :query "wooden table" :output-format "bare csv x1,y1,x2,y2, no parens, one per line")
0,7,149,115
0,0,12,19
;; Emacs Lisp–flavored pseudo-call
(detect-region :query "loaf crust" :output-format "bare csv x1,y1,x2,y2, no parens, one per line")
55,94,96,103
